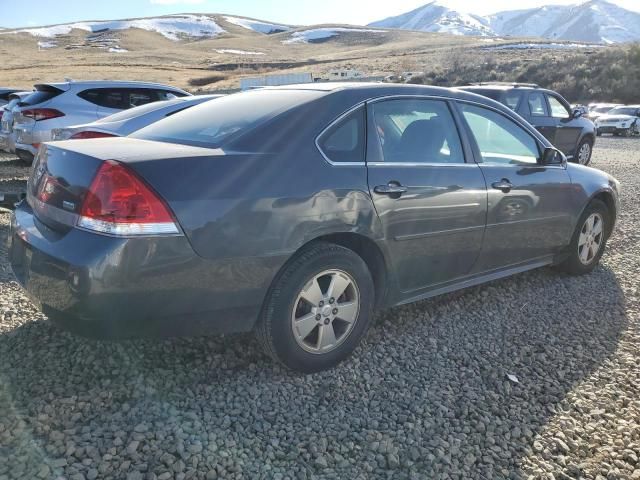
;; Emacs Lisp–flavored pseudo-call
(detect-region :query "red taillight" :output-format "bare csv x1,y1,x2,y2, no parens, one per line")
70,131,118,140
22,108,65,121
77,160,179,236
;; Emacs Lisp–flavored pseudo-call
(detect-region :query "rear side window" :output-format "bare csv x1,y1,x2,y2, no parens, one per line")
317,107,365,163
132,89,325,148
372,98,465,164
78,88,162,110
504,91,523,111
22,88,63,106
528,92,548,117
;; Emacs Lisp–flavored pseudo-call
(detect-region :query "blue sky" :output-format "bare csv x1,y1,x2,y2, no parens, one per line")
2,0,639,28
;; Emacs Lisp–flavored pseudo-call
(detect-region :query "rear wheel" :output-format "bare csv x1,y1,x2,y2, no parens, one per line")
256,242,375,373
622,128,632,138
557,199,610,275
576,138,593,165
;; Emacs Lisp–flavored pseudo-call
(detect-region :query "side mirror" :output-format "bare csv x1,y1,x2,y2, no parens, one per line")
542,147,566,166
572,108,584,119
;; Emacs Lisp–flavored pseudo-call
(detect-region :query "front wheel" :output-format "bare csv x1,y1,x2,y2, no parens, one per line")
256,242,375,373
575,138,593,165
622,128,632,138
557,199,610,275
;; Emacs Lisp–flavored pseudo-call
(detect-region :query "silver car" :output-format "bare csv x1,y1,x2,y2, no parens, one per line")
0,92,32,153
51,95,222,141
12,80,190,163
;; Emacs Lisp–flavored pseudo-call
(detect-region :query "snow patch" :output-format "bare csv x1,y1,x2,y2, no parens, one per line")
108,47,128,53
482,42,604,50
2,15,225,41
215,49,265,55
284,28,385,44
37,40,56,49
223,16,290,34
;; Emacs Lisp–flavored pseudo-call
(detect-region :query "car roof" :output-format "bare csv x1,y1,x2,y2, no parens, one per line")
34,81,190,94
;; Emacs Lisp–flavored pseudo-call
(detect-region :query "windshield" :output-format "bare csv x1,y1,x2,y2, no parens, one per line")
131,89,324,148
594,106,615,113
608,107,638,116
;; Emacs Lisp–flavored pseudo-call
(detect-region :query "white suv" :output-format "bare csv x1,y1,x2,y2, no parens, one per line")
11,80,190,163
595,105,640,137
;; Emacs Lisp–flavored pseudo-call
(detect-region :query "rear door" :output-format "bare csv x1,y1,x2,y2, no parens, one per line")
366,97,487,294
546,93,581,158
456,101,574,272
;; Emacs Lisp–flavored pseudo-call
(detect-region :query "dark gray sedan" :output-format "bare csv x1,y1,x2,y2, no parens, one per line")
8,84,620,372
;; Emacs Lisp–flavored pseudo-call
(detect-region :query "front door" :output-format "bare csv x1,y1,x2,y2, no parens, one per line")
456,102,574,272
366,98,487,293
547,94,581,158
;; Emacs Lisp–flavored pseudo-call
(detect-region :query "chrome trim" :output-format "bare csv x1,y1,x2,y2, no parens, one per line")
367,162,479,167
315,103,366,166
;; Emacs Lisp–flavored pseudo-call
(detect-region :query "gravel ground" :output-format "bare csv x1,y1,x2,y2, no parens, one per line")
0,139,638,480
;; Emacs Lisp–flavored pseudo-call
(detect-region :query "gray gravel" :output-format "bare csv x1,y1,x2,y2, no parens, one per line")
0,139,639,480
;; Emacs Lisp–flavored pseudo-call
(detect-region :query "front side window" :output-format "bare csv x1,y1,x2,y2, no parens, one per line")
548,95,570,119
371,99,464,164
460,103,539,166
528,92,548,117
317,107,365,163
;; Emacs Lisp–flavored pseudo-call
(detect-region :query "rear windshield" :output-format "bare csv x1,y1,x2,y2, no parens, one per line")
94,98,185,123
21,87,63,106
131,89,325,148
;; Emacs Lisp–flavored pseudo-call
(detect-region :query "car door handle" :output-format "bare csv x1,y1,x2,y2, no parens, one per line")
374,183,408,195
491,179,513,193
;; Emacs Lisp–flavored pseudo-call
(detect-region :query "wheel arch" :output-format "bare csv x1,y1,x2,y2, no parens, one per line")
587,189,617,238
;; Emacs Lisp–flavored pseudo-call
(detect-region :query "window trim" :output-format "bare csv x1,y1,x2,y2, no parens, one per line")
315,103,367,166
454,99,549,168
527,91,549,117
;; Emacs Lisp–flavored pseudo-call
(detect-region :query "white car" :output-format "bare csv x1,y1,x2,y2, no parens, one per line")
11,80,190,163
51,95,221,141
595,105,640,137
587,103,622,122
0,92,32,153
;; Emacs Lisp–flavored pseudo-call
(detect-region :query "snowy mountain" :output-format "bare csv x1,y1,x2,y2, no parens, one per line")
369,1,493,37
369,0,640,43
488,0,640,44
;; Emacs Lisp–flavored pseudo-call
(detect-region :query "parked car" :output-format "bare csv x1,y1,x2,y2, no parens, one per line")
0,88,24,108
587,103,622,121
458,84,597,165
0,92,31,153
9,84,620,372
594,105,640,137
51,95,222,141
11,80,190,163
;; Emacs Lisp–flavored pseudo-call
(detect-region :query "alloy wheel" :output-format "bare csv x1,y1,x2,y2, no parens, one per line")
291,269,360,354
578,142,591,165
578,213,604,265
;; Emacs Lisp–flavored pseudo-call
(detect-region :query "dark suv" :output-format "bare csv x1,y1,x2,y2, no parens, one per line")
459,84,596,165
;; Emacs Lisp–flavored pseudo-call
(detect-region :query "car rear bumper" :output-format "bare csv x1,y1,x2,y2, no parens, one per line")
8,202,271,339
597,126,631,134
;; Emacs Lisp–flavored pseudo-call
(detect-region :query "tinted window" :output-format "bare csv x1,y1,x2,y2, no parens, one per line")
372,99,464,164
132,89,324,148
157,90,185,100
460,103,539,166
548,95,570,118
78,88,162,110
22,88,63,106
94,99,182,123
528,92,548,116
317,107,365,163
504,91,523,111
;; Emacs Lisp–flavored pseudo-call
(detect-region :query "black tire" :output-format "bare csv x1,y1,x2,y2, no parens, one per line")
575,137,593,165
557,199,610,275
622,128,632,138
256,242,375,373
